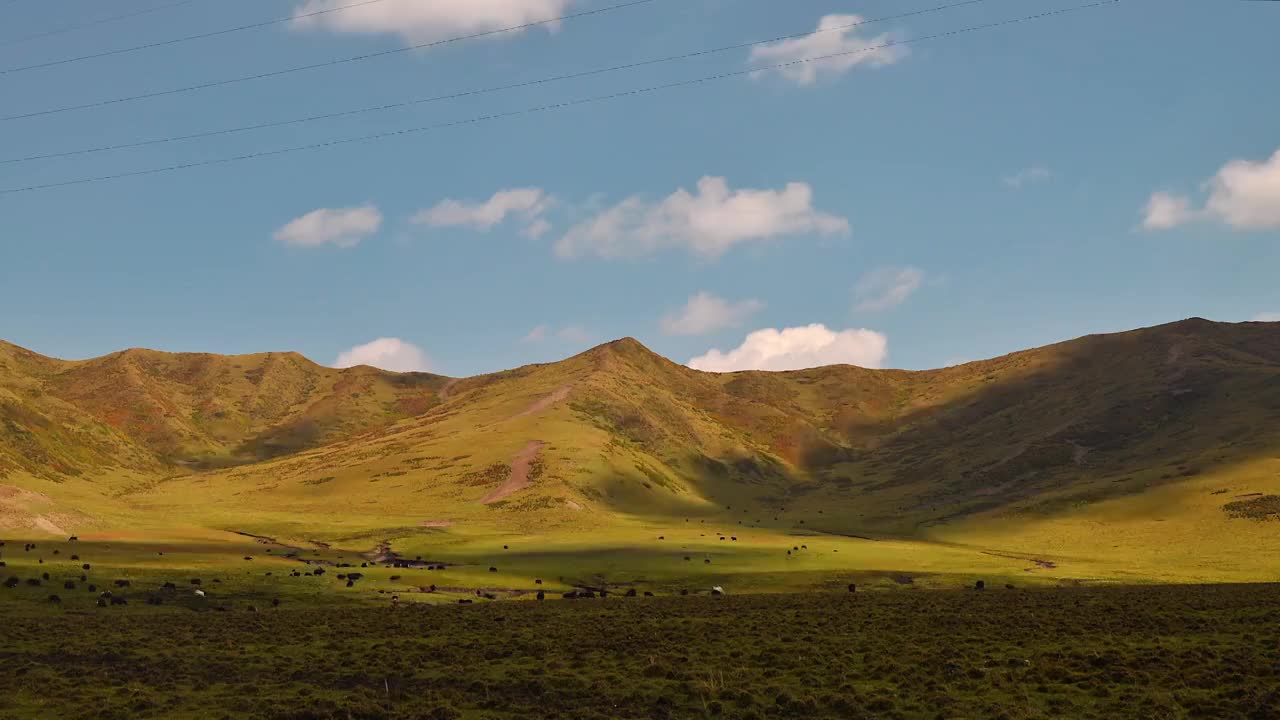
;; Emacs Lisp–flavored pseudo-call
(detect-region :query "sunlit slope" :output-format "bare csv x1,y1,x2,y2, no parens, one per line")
0,340,450,478
2,318,1279,586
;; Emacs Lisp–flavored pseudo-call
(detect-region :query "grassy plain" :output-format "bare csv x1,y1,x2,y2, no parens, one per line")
3,584,1279,719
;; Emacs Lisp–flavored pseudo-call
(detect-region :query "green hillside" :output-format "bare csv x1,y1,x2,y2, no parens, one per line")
1,318,1278,600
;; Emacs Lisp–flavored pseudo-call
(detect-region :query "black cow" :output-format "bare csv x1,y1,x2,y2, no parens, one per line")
3,577,18,588
625,588,637,597
47,594,62,603
536,591,545,600
975,580,986,591
63,581,75,590
643,591,654,597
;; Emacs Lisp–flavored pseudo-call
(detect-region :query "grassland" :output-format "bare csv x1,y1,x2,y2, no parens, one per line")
3,583,1278,719
2,318,1279,606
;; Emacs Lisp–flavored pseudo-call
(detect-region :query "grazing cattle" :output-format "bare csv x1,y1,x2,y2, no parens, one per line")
711,587,724,596
68,536,78,542
390,575,401,581
189,579,201,586
194,589,206,597
100,590,112,598
534,579,542,585
0,561,5,568
271,598,280,607
53,550,60,555
243,556,253,561
146,596,163,606
346,580,354,587
562,591,578,599
974,580,986,591
458,599,473,604
680,589,689,596
786,550,791,556
114,580,131,588
70,555,79,561
63,581,75,590
96,598,108,607
658,536,665,540
684,556,691,561
483,593,497,600
536,591,545,601
87,584,97,592
489,567,497,573
625,589,637,597
82,564,91,570
314,568,325,576
347,573,364,581
110,597,128,606
265,572,272,577
163,582,176,589
719,538,725,542
3,577,18,588
704,559,711,564
337,574,346,580
47,594,62,603
580,590,596,599
801,545,808,549
1005,583,1016,590
212,579,221,584
247,605,259,613
428,584,437,592
847,584,857,593
731,537,737,541
793,546,799,551
361,563,368,568
643,591,654,597
503,545,509,550
42,572,50,581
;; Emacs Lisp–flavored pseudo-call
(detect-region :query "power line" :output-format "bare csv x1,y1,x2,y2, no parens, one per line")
0,0,659,122
0,0,412,74
0,0,1120,196
1,0,208,49
0,0,994,166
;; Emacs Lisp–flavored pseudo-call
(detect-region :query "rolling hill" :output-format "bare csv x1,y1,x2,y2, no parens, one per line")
1,318,1278,587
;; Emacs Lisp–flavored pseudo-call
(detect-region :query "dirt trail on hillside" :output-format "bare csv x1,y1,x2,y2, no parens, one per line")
482,441,547,504
512,385,572,419
439,378,460,401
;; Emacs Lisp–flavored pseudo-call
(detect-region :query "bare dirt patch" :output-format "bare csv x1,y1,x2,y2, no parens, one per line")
482,441,547,504
32,516,67,535
419,520,454,528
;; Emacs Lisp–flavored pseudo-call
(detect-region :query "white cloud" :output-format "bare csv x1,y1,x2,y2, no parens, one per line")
660,292,763,336
748,14,907,86
1204,149,1280,230
521,324,588,343
522,325,550,343
557,326,589,342
688,324,888,372
274,205,382,248
414,188,551,237
1003,166,1052,189
290,0,578,44
333,338,431,372
1141,191,1197,231
1253,312,1280,322
854,266,923,313
523,217,553,239
556,176,849,259
1143,148,1280,231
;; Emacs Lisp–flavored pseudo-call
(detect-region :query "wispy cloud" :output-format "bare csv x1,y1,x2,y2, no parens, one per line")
854,266,924,313
660,292,763,336
748,14,907,86
274,205,382,248
556,176,848,260
1002,166,1052,189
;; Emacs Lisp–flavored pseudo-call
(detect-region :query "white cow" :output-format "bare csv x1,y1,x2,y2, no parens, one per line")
194,589,205,597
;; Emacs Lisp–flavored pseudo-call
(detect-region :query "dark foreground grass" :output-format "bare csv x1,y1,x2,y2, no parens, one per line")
3,584,1279,720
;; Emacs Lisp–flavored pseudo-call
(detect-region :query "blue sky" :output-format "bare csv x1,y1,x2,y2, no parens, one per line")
1,0,1277,376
